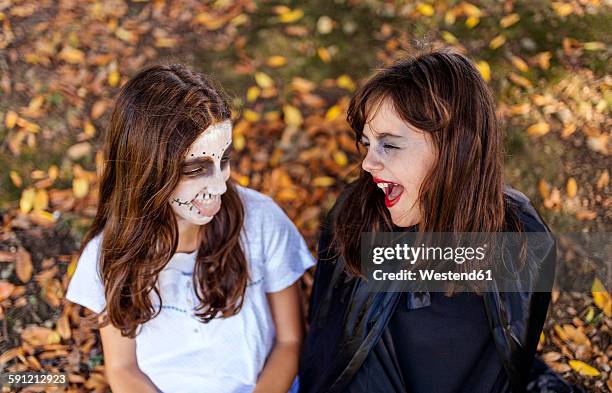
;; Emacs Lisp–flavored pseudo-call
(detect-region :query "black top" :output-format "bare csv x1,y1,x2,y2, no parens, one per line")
387,291,509,393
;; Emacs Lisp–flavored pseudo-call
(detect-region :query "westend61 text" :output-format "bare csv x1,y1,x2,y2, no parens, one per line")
372,269,493,282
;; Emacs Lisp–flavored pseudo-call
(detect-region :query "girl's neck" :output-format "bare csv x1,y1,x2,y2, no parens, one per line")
176,219,201,253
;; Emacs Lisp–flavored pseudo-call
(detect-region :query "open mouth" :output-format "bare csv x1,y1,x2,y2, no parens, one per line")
373,178,404,208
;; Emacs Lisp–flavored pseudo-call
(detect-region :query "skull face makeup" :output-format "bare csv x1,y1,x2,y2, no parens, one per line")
169,120,233,226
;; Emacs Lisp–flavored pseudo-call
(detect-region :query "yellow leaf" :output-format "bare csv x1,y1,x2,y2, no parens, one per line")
67,255,78,278
58,46,85,64
312,176,335,187
233,133,246,151
266,56,287,68
48,165,59,181
510,56,529,72
279,9,304,23
115,27,135,43
230,13,249,27
510,103,530,115
16,118,40,133
583,41,605,51
566,177,577,198
476,61,491,81
489,35,507,50
592,278,611,317
337,75,356,91
508,72,533,89
325,105,342,121
500,13,520,28
333,151,348,167
283,105,303,127
441,31,458,44
243,109,260,122
237,175,249,187
20,188,36,214
416,3,435,17
569,360,600,377
155,37,178,48
5,110,18,129
465,16,480,29
9,171,22,188
84,121,96,137
552,2,574,17
254,72,274,89
108,70,120,87
195,13,227,30
535,51,552,70
444,10,456,25
33,189,48,211
72,178,89,199
246,86,260,102
28,95,44,112
538,179,550,199
318,47,331,63
527,122,550,137
462,2,482,17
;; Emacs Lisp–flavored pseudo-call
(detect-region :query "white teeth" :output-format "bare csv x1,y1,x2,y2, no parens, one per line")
196,193,218,202
376,183,392,189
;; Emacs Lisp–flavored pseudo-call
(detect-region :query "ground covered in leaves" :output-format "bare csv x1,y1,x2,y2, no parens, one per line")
0,0,610,392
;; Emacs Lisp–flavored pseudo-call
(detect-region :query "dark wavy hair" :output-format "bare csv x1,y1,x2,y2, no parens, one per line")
334,49,523,289
77,64,247,337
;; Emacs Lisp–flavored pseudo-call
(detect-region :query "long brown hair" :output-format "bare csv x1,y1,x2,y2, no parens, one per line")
335,49,522,284
78,64,247,337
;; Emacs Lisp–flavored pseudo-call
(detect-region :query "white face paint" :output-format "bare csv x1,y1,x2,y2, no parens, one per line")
169,120,233,226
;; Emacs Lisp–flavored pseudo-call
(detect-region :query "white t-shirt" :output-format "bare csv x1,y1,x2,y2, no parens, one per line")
65,186,315,393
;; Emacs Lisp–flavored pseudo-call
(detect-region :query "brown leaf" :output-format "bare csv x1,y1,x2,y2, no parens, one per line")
16,246,33,283
0,281,15,301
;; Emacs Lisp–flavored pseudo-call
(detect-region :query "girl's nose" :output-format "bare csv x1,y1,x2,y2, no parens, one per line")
206,171,227,195
361,149,383,174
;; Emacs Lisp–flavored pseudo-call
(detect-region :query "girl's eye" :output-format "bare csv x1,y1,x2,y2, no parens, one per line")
383,144,398,150
184,167,207,176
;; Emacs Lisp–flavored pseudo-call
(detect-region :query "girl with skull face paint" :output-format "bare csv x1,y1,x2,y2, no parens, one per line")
66,64,315,393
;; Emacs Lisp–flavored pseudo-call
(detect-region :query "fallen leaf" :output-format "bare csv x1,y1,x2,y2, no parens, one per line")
476,61,491,81
72,177,89,199
254,72,274,89
527,122,550,137
595,170,609,190
283,105,303,127
568,360,600,377
416,3,435,17
489,35,506,50
592,278,611,317
5,110,18,128
278,8,304,23
266,56,287,68
500,13,520,28
19,187,36,213
16,247,33,283
566,177,577,198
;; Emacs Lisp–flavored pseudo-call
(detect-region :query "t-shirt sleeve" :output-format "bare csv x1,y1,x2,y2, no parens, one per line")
261,202,316,293
65,235,106,313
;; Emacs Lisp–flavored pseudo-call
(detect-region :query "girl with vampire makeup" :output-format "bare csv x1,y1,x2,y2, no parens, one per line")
299,50,581,393
66,64,314,393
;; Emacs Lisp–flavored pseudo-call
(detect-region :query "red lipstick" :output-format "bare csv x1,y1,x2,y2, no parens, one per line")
372,177,404,208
